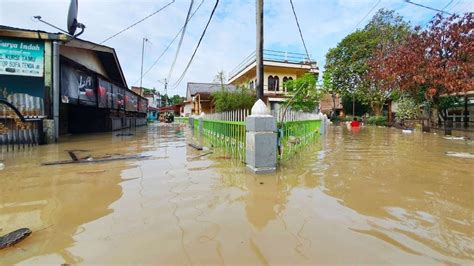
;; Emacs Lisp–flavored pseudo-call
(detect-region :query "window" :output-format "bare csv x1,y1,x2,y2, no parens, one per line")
249,80,255,89
283,76,293,91
268,75,279,91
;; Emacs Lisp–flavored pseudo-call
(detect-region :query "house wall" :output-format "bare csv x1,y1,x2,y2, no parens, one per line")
60,46,109,78
230,65,309,93
183,102,192,117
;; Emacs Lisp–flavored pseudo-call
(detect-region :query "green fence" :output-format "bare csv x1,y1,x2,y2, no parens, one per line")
190,109,323,164
202,119,246,160
174,116,189,124
277,119,322,161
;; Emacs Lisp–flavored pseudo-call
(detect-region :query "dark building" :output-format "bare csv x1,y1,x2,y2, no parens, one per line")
0,26,147,144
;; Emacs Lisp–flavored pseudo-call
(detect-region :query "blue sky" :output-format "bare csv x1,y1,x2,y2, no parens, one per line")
1,0,472,96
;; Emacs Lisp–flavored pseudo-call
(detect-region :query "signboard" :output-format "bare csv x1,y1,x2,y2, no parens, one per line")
97,78,111,108
112,84,124,110
0,37,44,77
138,98,148,113
61,64,79,104
60,64,96,106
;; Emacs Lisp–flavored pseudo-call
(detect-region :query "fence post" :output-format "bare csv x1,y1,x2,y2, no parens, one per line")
246,99,277,174
189,116,194,129
199,112,204,136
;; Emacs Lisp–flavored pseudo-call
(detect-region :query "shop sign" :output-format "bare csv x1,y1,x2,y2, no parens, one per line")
0,38,44,77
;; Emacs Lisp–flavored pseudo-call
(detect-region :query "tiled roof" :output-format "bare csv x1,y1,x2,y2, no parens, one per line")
186,82,237,97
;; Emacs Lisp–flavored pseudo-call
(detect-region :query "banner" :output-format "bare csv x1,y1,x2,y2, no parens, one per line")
98,78,111,108
60,64,96,106
112,84,124,110
0,37,44,77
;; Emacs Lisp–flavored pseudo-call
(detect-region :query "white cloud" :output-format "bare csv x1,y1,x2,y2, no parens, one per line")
1,0,472,95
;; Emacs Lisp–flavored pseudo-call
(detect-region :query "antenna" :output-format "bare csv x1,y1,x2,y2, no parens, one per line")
67,0,86,37
33,0,86,38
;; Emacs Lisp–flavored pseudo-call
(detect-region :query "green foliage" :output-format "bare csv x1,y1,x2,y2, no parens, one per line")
284,73,322,112
161,94,184,106
366,116,387,126
341,94,369,116
395,97,419,121
212,87,255,112
323,9,411,113
142,87,156,95
213,70,227,89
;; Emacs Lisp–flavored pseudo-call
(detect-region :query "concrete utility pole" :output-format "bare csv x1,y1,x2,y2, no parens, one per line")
256,0,264,100
140,37,148,96
164,78,168,106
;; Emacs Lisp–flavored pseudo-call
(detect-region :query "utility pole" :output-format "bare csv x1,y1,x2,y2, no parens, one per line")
140,37,148,96
256,0,264,100
164,78,168,106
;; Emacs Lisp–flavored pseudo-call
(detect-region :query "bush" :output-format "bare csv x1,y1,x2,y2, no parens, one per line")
396,97,419,122
212,87,255,112
366,116,387,126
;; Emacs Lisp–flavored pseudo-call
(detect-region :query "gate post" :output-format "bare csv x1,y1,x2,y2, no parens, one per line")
199,112,204,136
189,116,194,129
246,99,277,174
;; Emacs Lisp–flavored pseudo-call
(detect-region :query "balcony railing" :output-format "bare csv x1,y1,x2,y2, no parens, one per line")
228,50,316,80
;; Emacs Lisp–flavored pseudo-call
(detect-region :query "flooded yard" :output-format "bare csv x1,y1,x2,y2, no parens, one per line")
0,123,473,264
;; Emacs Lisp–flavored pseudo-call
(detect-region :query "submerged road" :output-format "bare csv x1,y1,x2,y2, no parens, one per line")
0,123,473,264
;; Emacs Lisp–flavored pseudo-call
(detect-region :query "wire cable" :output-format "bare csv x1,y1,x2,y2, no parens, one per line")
289,0,311,62
99,0,175,45
169,0,220,89
350,0,381,33
404,0,452,15
133,0,205,85
167,0,195,83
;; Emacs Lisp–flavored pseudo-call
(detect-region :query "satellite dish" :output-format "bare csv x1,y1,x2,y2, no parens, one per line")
67,0,78,35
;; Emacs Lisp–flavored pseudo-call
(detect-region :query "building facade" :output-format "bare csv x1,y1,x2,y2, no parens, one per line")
228,50,319,111
131,87,161,121
185,82,237,115
0,26,147,144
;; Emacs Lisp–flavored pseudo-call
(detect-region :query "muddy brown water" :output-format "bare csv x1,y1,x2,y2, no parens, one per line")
0,124,473,264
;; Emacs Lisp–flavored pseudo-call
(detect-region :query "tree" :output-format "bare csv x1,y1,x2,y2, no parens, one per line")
324,9,412,115
283,73,322,113
169,94,184,105
211,87,255,112
369,12,473,124
160,94,184,106
213,70,227,89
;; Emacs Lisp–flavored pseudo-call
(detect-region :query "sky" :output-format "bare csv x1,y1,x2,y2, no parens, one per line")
0,0,472,96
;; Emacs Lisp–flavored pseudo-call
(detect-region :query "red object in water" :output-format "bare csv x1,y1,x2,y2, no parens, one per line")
351,120,360,127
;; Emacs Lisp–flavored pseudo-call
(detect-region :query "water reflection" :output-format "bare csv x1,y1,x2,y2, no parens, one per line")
0,124,472,264
320,126,474,261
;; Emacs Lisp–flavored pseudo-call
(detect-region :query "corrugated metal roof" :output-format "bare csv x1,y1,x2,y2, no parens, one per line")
186,82,237,98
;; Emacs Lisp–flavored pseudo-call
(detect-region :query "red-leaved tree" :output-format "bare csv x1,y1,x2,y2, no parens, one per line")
369,12,473,101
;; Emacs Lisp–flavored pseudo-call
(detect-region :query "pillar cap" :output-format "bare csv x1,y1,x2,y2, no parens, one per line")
251,99,271,117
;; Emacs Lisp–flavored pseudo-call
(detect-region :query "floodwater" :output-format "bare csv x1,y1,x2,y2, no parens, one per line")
0,124,473,265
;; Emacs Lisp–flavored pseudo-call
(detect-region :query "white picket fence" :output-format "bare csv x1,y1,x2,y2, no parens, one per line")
271,109,323,122
201,109,323,122
204,109,251,122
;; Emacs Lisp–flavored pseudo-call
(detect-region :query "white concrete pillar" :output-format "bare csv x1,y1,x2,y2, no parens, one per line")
246,99,277,174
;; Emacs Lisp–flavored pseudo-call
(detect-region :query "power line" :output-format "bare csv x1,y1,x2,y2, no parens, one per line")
289,0,311,62
167,0,195,83
134,0,205,86
99,0,175,45
350,0,381,33
420,0,456,28
442,0,454,11
169,0,220,89
404,0,452,15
